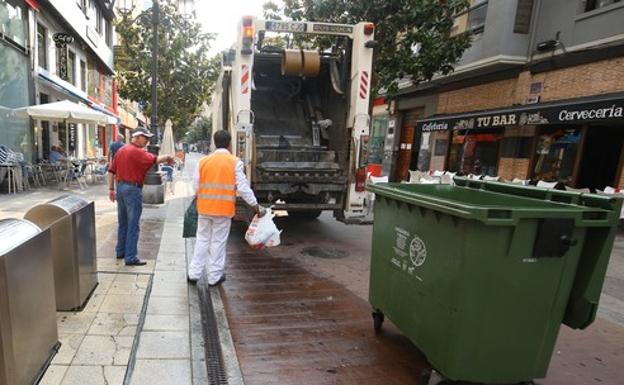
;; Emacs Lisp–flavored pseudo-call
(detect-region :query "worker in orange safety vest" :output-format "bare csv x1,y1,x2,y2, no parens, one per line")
188,130,264,286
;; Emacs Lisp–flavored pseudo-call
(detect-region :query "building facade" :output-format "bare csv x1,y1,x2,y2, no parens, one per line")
33,0,117,160
0,0,117,163
397,0,624,191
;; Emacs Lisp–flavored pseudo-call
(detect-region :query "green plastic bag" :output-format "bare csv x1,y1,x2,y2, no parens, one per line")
183,197,198,238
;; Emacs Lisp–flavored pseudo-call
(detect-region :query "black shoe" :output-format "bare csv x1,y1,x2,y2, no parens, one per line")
208,275,226,287
116,255,124,259
187,276,198,285
125,260,147,266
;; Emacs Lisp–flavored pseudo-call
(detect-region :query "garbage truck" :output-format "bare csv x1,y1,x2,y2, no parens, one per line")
211,17,376,222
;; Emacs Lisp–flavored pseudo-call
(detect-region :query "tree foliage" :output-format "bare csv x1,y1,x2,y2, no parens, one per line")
184,115,212,145
115,0,220,135
263,0,472,96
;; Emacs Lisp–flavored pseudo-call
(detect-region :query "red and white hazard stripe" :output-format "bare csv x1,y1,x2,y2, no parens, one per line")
359,71,369,100
241,65,250,94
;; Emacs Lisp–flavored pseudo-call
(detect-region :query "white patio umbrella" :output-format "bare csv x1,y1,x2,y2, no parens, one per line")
159,119,176,157
12,100,117,125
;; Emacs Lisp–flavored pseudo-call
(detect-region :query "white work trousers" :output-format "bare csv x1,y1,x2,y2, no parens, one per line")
188,215,232,284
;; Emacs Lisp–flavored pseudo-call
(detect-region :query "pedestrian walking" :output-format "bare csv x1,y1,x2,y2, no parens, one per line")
108,132,125,162
188,130,264,286
107,127,173,266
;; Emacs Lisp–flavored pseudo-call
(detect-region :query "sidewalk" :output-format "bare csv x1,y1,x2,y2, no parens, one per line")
0,175,206,385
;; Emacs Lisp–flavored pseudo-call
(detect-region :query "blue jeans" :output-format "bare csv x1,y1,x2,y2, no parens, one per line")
116,183,143,263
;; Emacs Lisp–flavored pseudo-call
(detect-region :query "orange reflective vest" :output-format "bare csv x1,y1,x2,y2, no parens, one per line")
196,152,238,217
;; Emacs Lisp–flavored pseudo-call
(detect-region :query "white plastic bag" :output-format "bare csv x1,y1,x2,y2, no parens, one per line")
245,208,281,248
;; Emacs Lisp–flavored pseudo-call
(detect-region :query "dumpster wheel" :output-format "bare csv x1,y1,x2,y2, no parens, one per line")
372,310,384,333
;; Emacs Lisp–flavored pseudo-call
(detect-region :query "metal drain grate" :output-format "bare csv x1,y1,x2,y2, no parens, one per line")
198,283,229,385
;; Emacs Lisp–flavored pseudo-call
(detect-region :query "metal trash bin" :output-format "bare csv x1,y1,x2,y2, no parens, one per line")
0,218,59,385
367,179,622,384
25,194,98,311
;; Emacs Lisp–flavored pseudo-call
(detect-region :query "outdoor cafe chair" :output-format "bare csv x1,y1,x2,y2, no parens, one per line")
64,161,88,190
33,163,47,186
0,164,20,194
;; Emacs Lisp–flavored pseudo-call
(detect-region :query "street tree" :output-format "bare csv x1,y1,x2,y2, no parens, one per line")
263,0,472,96
184,116,212,146
115,0,221,135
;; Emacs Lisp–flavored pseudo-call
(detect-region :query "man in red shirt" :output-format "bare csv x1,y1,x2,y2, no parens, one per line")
108,127,173,266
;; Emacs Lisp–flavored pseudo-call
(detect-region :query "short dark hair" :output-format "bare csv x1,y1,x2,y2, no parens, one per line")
214,130,231,149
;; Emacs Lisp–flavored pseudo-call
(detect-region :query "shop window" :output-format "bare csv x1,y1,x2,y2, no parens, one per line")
584,0,621,12
0,42,31,160
37,23,48,70
500,136,532,158
533,128,581,183
369,116,388,165
0,0,27,47
86,124,98,158
434,139,448,156
448,129,502,175
417,132,433,171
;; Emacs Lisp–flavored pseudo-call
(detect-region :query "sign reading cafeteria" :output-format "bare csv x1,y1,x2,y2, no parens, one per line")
417,94,624,132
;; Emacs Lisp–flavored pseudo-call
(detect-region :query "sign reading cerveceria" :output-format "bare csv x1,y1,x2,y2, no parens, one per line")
417,95,624,132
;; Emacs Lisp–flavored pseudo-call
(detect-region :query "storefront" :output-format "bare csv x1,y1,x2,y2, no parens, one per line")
367,98,390,177
34,70,117,160
415,92,624,190
0,0,33,160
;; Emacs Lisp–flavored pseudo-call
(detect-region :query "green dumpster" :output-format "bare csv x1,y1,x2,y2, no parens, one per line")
367,178,622,384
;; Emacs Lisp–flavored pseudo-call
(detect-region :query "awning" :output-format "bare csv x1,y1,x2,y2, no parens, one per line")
417,92,624,132
12,100,118,125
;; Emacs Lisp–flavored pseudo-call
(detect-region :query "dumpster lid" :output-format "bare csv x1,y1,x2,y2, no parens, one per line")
45,195,90,214
0,218,41,256
25,194,90,219
367,179,621,226
24,195,92,229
